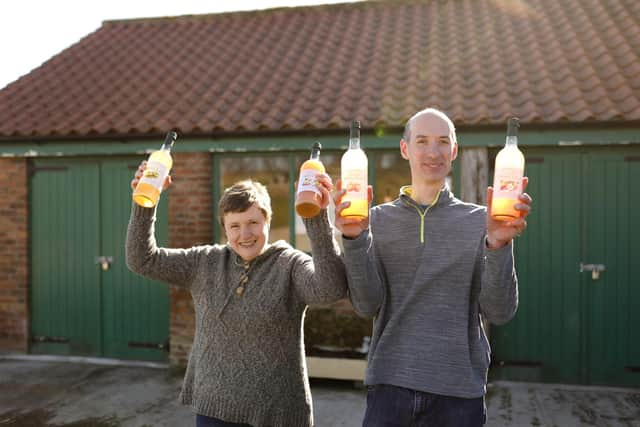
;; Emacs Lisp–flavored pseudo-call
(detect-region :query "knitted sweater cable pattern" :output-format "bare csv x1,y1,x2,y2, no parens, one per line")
126,204,347,427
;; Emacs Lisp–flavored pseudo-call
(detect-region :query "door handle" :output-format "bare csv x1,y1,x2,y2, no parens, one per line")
95,256,114,271
580,263,605,280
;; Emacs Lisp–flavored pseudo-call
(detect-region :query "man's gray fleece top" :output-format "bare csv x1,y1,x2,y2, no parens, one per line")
343,186,518,398
126,204,347,427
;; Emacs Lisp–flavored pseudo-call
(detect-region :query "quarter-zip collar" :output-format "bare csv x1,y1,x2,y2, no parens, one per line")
399,185,452,244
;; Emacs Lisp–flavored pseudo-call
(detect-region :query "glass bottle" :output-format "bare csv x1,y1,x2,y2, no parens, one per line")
340,120,368,219
295,142,325,218
491,118,524,220
132,131,177,208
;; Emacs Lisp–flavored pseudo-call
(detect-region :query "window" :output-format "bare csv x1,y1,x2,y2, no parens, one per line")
219,155,290,244
374,151,411,205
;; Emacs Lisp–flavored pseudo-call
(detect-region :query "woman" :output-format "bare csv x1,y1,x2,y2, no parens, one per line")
126,162,347,427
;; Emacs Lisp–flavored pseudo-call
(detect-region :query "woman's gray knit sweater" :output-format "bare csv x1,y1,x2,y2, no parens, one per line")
126,204,347,427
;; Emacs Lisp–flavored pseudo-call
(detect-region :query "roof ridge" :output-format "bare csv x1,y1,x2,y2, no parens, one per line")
100,0,382,26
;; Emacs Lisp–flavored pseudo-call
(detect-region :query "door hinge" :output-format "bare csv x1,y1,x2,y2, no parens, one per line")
492,360,543,368
128,340,170,352
31,335,69,344
28,165,69,177
526,157,545,164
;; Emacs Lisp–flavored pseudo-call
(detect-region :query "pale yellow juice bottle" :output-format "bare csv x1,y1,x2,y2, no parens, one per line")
340,120,368,219
295,142,325,218
133,131,177,208
491,118,524,221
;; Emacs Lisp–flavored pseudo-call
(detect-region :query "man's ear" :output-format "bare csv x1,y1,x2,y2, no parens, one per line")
400,139,409,160
451,142,458,161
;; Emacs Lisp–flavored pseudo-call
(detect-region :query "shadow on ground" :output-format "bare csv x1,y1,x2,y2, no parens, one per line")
1,357,639,427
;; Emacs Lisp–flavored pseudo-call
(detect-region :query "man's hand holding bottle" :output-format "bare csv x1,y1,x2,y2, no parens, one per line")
333,179,374,238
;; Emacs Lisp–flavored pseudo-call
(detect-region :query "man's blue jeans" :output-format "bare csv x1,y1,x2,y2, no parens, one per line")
362,384,486,427
195,414,252,427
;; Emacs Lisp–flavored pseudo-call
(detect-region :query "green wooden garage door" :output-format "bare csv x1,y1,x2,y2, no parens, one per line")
30,158,169,362
490,147,640,387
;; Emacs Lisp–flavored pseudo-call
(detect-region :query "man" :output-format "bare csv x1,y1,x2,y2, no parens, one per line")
334,108,532,426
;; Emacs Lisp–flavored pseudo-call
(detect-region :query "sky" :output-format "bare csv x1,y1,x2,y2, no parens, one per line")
1,0,360,90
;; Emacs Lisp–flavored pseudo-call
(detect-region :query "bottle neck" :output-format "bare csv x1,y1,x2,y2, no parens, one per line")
505,135,518,147
310,150,320,160
349,121,361,149
505,118,519,148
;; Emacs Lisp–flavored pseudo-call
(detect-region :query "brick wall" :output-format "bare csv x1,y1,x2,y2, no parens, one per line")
0,158,29,352
167,152,213,366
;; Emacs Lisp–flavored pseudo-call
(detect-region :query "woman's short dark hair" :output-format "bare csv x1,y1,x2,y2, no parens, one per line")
218,179,272,226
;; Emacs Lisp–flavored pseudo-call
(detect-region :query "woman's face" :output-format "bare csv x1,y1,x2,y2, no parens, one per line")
223,204,269,262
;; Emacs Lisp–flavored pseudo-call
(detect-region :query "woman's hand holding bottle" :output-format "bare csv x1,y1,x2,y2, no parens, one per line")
295,173,333,211
131,161,172,192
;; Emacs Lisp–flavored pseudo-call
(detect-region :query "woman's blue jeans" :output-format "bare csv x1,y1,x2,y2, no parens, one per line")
362,384,486,427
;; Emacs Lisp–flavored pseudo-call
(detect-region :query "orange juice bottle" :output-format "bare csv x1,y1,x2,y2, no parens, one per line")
295,142,325,218
340,120,368,219
491,118,524,220
133,131,177,208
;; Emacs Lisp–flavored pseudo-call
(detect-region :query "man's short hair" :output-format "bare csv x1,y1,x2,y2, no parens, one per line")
218,179,272,226
403,107,457,144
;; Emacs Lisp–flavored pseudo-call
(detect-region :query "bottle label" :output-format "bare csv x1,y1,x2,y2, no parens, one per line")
139,160,169,190
493,167,523,199
297,169,321,196
342,168,367,200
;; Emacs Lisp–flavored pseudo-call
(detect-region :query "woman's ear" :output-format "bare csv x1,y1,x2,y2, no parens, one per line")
451,142,458,161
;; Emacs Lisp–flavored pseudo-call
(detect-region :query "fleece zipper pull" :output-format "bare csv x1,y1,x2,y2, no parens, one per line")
406,191,441,244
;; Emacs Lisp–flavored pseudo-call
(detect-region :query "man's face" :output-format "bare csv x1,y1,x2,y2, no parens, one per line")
400,113,458,186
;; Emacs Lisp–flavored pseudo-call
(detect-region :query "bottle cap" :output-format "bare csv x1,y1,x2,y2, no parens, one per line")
163,131,178,149
350,120,361,138
310,141,322,159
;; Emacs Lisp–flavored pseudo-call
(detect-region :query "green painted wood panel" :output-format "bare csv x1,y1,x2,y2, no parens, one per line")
490,150,583,383
100,159,169,362
491,147,640,387
30,160,102,356
30,158,169,362
585,150,640,386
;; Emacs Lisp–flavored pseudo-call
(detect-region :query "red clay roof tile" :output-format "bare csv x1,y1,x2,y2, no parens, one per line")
0,0,639,140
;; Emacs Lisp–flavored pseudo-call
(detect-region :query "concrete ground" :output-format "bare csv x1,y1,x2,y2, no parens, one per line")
0,355,638,427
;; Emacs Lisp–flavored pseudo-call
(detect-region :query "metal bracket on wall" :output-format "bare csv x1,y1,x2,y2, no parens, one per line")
580,263,606,280
95,256,114,271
